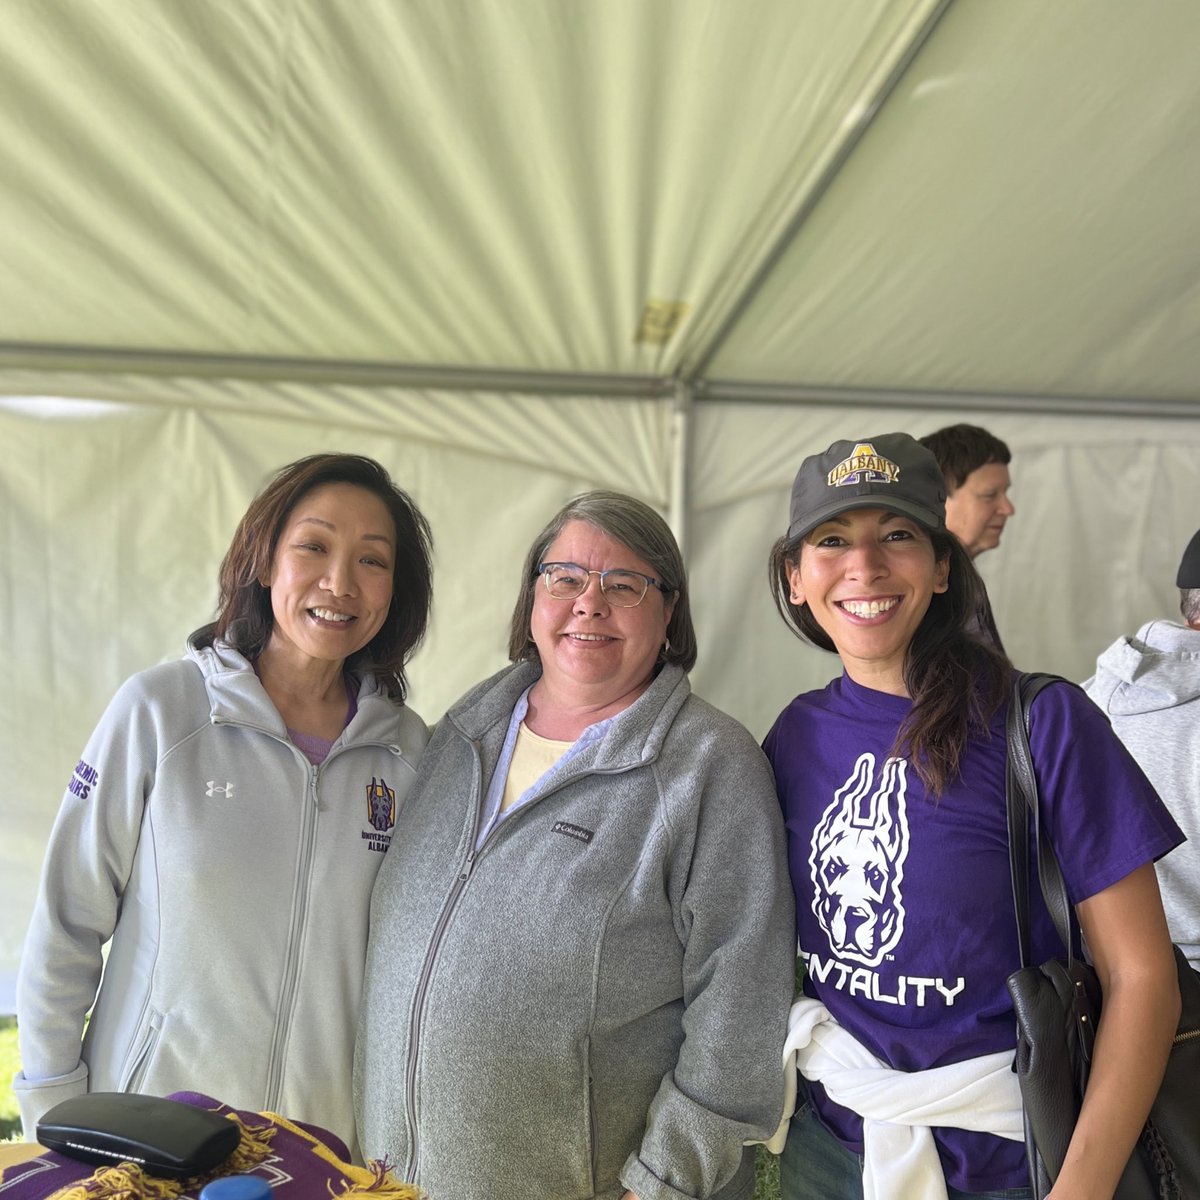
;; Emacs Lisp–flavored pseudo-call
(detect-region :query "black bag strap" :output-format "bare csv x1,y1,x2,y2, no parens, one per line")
1005,671,1074,1200
1005,671,1076,967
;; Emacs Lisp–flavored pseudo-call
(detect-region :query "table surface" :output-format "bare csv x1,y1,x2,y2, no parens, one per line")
0,1142,46,1170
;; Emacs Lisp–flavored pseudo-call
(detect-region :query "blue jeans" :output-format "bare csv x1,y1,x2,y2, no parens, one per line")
779,1090,1032,1200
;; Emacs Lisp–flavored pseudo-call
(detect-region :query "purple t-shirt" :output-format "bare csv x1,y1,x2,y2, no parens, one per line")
764,672,1183,1193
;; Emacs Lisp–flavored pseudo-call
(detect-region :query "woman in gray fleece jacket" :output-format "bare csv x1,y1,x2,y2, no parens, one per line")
355,490,796,1200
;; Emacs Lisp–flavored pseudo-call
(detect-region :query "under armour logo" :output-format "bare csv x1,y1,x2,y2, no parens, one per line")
205,781,235,798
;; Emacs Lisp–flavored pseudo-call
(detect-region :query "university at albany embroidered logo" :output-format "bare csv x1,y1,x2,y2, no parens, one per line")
827,442,901,488
366,776,396,832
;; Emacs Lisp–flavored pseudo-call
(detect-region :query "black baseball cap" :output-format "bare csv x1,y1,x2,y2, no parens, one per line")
1177,528,1200,588
787,432,947,541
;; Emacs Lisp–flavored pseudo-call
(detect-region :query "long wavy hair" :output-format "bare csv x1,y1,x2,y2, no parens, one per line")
507,490,697,672
768,524,1010,795
192,453,433,701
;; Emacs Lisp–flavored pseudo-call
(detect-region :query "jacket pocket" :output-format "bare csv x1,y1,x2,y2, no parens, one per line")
584,1035,598,1194
119,1007,164,1092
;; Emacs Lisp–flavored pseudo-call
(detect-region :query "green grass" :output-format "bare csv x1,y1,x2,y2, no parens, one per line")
1,1017,20,1141
754,1143,781,1198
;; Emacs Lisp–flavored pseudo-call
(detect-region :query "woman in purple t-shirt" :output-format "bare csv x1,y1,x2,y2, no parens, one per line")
764,432,1182,1200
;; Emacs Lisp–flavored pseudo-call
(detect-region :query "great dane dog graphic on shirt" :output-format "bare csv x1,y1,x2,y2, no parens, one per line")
808,752,910,966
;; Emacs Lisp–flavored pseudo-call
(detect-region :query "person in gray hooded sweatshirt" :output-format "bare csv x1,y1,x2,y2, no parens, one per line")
16,453,433,1156
1083,526,1200,970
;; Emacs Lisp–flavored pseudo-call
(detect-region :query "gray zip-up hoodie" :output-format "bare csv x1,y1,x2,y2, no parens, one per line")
355,661,795,1200
15,640,427,1150
1083,619,1200,967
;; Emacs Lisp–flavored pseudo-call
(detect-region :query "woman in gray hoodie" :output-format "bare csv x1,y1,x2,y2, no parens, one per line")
17,453,433,1156
355,490,795,1200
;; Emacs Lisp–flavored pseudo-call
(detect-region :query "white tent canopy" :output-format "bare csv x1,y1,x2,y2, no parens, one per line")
2,0,1199,1011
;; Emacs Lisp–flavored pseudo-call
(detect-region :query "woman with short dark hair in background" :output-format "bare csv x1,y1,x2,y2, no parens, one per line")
16,453,433,1158
355,489,795,1200
765,432,1181,1200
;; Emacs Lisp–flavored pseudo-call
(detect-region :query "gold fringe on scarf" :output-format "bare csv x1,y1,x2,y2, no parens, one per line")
325,1157,419,1200
251,1112,420,1200
46,1162,180,1200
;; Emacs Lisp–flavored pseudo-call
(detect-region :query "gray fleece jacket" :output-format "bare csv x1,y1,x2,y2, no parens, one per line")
16,640,428,1151
1083,619,1200,967
354,662,795,1200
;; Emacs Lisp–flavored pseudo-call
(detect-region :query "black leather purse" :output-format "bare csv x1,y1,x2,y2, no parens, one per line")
1005,672,1200,1200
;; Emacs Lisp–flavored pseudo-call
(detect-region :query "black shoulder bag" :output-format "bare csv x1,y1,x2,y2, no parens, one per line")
1005,672,1200,1200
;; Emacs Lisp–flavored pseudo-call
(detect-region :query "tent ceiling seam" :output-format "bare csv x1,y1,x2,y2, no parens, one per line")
678,0,957,385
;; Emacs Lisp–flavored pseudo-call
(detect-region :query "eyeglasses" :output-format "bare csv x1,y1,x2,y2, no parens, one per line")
537,561,673,608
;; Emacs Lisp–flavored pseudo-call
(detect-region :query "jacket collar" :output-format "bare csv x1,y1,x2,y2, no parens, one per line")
447,660,691,773
186,638,422,756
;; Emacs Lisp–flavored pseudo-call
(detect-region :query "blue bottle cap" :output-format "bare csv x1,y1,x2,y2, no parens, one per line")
199,1177,272,1200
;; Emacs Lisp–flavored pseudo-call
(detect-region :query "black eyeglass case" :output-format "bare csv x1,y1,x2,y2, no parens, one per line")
36,1092,240,1179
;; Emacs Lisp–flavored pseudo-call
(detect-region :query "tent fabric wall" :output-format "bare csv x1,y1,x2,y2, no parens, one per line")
4,385,1199,1011
689,403,1200,735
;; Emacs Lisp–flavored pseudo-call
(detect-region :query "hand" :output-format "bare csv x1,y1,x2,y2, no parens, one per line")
620,1193,641,1200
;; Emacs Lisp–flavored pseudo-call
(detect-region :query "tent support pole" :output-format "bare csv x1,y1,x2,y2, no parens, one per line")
695,379,1200,421
3,347,1196,421
0,345,673,399
668,380,694,560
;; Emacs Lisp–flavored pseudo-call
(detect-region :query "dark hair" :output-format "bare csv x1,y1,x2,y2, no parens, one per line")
918,424,1011,491
768,524,1010,795
192,453,433,701
507,490,697,672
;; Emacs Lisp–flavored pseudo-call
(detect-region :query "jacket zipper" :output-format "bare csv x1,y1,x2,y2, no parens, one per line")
207,701,407,1111
402,738,646,1182
264,759,320,1109
403,741,485,1182
586,1037,598,1189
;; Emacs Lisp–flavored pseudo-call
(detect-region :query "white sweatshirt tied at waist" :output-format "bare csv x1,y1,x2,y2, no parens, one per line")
768,996,1024,1200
